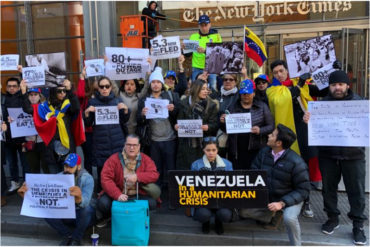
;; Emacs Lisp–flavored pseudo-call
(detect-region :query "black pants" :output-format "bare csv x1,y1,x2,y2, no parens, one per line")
193,208,232,223
150,140,176,188
319,157,366,227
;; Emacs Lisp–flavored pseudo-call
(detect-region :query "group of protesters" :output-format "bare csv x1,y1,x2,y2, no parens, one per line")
1,7,367,246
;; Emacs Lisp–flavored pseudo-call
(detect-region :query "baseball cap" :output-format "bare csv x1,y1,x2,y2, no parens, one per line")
64,153,81,168
165,70,177,82
198,15,210,24
239,79,255,94
28,88,41,93
254,74,270,84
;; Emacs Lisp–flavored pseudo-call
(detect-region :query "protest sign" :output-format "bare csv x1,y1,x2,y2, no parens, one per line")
168,170,268,208
205,42,243,74
312,63,337,90
105,47,149,80
7,108,37,138
150,36,181,60
22,66,45,87
177,119,203,138
145,98,169,119
0,54,19,71
95,106,119,125
284,34,336,78
308,100,370,147
183,40,199,54
225,113,252,134
21,174,76,219
84,59,105,77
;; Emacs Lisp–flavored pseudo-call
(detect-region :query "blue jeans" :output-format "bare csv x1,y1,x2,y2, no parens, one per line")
191,67,217,91
44,205,95,241
283,202,303,246
4,142,29,182
150,140,176,188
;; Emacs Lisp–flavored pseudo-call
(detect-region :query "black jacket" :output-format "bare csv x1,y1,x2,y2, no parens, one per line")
141,5,166,33
318,89,365,160
251,147,310,207
3,91,26,144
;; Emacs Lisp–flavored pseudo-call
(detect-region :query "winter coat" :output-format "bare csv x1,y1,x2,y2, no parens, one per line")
75,168,95,209
251,147,310,207
218,89,239,114
100,152,159,200
191,155,233,171
318,89,365,160
141,3,166,34
84,92,130,167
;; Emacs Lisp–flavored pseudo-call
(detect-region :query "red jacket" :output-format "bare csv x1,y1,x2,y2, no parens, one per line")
101,152,159,200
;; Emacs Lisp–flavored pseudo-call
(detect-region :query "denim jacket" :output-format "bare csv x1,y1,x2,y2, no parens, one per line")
75,168,94,209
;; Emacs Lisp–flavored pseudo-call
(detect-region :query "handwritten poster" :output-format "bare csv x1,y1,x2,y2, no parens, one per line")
21,174,76,219
150,36,181,60
177,119,203,138
7,108,37,138
0,54,19,71
225,113,252,134
22,66,45,87
312,63,337,90
95,106,119,125
145,98,169,119
105,47,149,80
183,40,199,54
308,100,370,147
84,59,105,77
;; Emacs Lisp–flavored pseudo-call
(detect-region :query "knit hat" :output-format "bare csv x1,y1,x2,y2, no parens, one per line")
239,79,255,94
64,153,81,167
28,88,41,93
329,70,349,85
149,67,164,84
254,74,270,84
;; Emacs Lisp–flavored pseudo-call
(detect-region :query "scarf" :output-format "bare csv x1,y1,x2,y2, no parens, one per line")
202,154,226,170
220,86,238,97
122,150,142,195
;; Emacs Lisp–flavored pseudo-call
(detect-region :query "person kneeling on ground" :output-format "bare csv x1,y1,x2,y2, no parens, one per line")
17,153,95,246
96,134,160,228
191,137,233,235
248,124,310,246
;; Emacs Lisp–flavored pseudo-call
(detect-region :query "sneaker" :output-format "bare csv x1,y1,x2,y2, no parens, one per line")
8,181,20,193
302,202,314,218
353,227,367,245
322,219,339,235
96,217,110,228
202,221,210,234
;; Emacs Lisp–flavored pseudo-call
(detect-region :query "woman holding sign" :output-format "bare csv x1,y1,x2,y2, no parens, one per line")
220,79,274,170
191,138,233,235
84,76,130,191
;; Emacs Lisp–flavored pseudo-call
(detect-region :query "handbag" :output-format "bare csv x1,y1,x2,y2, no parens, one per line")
136,124,151,148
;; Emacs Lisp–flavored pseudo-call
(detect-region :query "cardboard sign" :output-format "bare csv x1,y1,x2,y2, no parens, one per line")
312,63,337,90
0,54,19,71
225,113,252,134
7,108,37,138
177,119,203,138
20,174,76,219
22,66,46,87
150,36,181,60
144,98,169,119
84,59,105,77
205,42,244,74
183,40,199,54
308,100,370,147
95,106,119,125
168,170,268,209
105,47,149,80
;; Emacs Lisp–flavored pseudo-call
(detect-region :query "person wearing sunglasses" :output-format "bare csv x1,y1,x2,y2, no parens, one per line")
84,76,130,192
254,74,270,106
220,79,274,170
191,138,233,235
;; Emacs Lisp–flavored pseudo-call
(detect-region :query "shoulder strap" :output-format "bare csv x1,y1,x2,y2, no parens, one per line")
167,90,173,103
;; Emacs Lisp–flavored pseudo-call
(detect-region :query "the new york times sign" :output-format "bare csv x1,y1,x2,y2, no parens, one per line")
168,170,268,208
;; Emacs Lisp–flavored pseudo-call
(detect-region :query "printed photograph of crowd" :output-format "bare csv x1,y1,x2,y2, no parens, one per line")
205,42,244,74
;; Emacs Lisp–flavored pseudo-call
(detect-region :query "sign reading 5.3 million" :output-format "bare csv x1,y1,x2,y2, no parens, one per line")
150,35,181,60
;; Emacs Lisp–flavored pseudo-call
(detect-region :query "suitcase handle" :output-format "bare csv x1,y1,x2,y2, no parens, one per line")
124,179,139,200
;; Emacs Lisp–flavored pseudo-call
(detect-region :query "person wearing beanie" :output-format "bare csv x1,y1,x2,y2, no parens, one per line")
137,66,180,193
303,70,367,245
17,153,95,246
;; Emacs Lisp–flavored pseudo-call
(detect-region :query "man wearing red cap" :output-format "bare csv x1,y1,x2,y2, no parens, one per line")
18,153,95,246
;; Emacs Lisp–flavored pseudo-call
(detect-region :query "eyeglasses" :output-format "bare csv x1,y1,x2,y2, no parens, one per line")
203,136,217,142
223,78,235,82
56,89,66,94
99,84,111,89
126,143,139,148
7,84,18,88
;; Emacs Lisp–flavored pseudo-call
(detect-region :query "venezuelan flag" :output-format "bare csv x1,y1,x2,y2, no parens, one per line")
244,26,267,67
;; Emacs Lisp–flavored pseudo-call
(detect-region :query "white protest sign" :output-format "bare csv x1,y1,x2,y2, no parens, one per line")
177,119,203,138
84,59,105,77
0,54,19,71
145,98,169,119
22,66,45,87
105,47,149,80
150,36,181,60
7,108,37,138
183,40,199,54
21,174,76,219
308,100,370,147
225,113,252,134
312,63,337,90
95,106,119,125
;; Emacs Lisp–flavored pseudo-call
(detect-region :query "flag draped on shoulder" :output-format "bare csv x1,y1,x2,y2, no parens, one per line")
244,26,267,67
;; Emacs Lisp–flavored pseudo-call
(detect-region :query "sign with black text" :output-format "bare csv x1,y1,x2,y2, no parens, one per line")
177,119,203,137
150,35,181,60
0,54,19,71
22,66,45,87
225,113,252,134
7,108,37,138
95,106,119,125
311,63,337,90
169,170,268,208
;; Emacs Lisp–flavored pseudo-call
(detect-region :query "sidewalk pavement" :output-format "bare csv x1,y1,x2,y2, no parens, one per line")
1,190,368,246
